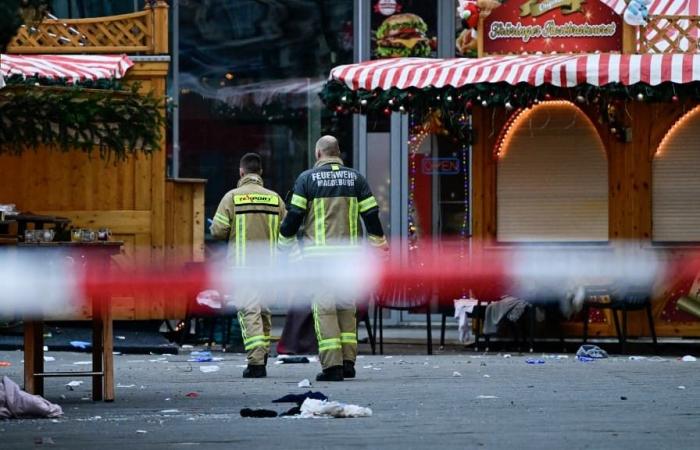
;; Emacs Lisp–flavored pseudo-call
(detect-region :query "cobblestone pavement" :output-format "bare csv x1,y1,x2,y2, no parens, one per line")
1,349,698,449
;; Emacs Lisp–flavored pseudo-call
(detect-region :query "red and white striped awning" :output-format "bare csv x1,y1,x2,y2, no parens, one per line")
0,54,133,82
330,54,700,91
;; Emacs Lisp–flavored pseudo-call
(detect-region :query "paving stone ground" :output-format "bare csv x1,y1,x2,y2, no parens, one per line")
1,348,698,449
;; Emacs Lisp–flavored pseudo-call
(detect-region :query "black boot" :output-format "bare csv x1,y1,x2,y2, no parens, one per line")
343,360,356,379
315,365,344,382
242,365,267,378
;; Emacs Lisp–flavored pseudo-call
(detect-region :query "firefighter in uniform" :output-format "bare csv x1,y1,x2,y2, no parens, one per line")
278,136,387,382
210,153,286,378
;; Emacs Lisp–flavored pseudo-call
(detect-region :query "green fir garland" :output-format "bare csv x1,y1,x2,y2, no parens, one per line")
0,83,165,160
320,80,700,142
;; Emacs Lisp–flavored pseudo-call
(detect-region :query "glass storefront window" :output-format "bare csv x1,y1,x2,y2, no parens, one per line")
176,0,354,234
371,0,438,59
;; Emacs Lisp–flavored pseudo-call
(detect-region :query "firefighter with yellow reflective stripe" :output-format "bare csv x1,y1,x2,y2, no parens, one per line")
210,153,286,378
278,136,388,382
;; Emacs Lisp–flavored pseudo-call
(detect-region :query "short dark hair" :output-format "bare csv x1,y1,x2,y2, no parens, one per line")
240,152,263,175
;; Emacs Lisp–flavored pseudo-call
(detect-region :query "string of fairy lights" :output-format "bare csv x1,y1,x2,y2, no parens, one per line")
407,111,470,248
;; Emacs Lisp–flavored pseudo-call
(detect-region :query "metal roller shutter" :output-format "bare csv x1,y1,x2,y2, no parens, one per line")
497,102,609,242
652,107,700,242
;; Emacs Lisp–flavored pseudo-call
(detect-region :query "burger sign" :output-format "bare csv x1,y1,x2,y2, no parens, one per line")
375,13,436,58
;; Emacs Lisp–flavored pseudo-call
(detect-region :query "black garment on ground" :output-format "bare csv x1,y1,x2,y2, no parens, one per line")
272,391,328,404
240,408,278,418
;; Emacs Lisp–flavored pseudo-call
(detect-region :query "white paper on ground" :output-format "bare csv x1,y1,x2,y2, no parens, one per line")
199,365,220,373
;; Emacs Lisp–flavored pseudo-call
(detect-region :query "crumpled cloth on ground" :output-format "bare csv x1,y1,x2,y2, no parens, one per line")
298,398,372,418
272,391,328,404
483,296,529,335
0,376,63,419
454,298,479,343
576,344,609,359
240,408,277,418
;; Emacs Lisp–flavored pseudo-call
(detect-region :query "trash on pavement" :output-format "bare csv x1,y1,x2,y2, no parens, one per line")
188,351,213,362
0,376,63,419
116,384,135,388
272,391,328,404
503,354,512,358
576,344,608,359
181,345,193,350
185,392,199,398
199,365,220,373
73,361,91,365
116,336,126,340
240,408,278,418
453,371,462,377
70,341,91,350
43,356,55,362
298,379,311,388
483,374,490,378
476,395,498,399
65,381,83,390
136,430,148,434
628,356,647,361
160,409,179,414
681,355,697,362
277,356,310,364
298,398,372,418
525,358,545,365
678,385,686,390
576,355,595,362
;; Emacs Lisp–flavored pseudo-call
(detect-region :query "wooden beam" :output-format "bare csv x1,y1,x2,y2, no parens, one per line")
35,210,151,234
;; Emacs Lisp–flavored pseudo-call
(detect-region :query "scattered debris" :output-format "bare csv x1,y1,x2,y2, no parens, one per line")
43,356,55,362
483,374,490,378
385,356,393,359
181,345,193,350
373,367,382,371
34,437,55,445
241,408,278,418
628,356,647,361
65,381,83,390
525,358,545,365
620,396,627,400
188,351,213,362
116,384,136,388
453,371,462,377
362,365,372,369
577,356,595,362
69,341,91,350
116,336,126,340
681,355,697,362
576,345,608,359
73,361,91,365
160,409,179,414
43,346,48,352
503,354,512,358
298,379,311,388
136,430,148,434
199,365,220,373
185,392,199,398
298,398,372,418
476,395,498,399
678,386,686,390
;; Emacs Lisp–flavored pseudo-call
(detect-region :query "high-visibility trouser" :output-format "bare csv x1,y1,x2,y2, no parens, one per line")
312,292,357,369
237,295,272,366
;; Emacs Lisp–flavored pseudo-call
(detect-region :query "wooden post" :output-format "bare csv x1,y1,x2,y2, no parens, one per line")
152,0,169,54
622,23,637,54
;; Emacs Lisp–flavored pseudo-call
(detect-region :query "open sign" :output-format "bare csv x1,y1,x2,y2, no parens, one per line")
421,157,461,175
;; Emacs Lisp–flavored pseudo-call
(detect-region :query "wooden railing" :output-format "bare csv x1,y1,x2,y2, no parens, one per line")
7,1,168,55
639,15,700,53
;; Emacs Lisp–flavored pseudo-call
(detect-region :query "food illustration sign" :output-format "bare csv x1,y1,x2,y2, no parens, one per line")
483,0,622,54
372,1,438,59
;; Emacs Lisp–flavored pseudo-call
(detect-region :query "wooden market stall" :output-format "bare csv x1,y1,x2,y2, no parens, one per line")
0,1,204,320
323,0,700,339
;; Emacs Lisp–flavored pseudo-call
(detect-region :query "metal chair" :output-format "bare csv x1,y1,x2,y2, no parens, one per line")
372,286,433,355
582,285,657,354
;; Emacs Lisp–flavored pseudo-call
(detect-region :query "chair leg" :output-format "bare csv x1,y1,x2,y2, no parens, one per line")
582,304,589,344
621,307,628,355
364,314,376,355
440,313,447,348
426,307,433,355
372,303,378,356
611,307,622,340
379,306,384,355
529,306,535,353
646,302,657,348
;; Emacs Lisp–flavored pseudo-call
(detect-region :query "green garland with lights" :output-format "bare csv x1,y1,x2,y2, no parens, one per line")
0,83,165,160
320,80,700,142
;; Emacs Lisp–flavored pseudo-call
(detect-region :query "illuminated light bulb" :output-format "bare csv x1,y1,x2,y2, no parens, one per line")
637,93,645,101
360,99,368,106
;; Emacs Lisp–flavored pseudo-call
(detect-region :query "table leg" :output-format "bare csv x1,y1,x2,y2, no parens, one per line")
23,321,39,394
92,297,104,401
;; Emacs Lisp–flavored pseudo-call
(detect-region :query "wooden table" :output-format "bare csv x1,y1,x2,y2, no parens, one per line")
18,241,123,402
